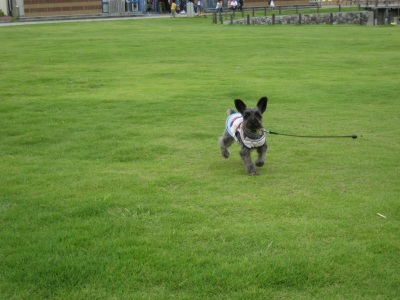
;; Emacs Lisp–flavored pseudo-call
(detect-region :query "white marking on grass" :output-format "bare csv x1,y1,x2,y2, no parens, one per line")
267,241,273,250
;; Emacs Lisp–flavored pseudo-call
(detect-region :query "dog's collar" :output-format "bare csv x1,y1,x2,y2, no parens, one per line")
239,128,266,149
243,127,264,140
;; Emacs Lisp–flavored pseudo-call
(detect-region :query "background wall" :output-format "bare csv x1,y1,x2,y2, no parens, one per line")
232,11,371,24
0,0,9,15
23,0,102,17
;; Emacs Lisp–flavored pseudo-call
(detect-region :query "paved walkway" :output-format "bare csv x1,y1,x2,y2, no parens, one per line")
0,13,185,26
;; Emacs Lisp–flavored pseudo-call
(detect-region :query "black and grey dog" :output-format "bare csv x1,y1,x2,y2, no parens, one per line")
219,97,268,175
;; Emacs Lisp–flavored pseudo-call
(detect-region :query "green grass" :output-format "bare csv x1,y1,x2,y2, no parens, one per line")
1,18,399,299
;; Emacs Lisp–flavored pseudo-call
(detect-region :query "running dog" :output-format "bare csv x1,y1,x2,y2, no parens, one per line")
219,97,268,175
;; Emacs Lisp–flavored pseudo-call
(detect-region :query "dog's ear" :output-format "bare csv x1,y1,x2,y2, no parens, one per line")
257,96,268,113
234,99,247,114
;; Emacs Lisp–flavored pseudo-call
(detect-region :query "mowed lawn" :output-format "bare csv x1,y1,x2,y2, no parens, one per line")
1,17,399,299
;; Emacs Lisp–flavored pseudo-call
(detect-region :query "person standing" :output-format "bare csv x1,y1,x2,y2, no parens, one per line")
180,0,186,12
238,0,243,11
171,0,177,17
197,0,204,16
146,0,153,15
216,0,223,13
230,0,238,11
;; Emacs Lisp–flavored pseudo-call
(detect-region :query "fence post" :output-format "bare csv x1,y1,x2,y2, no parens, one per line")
230,14,233,24
373,9,376,25
272,13,275,24
252,7,255,16
279,7,282,15
330,12,333,24
296,5,298,13
299,13,301,24
219,13,223,24
264,7,267,16
247,14,250,24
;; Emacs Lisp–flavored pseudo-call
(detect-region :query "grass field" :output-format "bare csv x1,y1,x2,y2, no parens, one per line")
1,17,399,299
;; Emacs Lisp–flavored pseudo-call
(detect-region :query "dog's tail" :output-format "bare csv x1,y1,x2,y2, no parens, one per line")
227,108,236,115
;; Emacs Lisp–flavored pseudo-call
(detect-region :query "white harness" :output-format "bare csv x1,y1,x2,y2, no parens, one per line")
226,113,266,149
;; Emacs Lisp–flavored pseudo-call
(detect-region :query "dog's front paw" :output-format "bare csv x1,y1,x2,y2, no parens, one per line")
247,166,259,176
221,149,230,159
255,160,264,167
248,170,259,176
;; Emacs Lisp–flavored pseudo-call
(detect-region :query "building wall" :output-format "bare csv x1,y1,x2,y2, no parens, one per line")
0,0,8,15
23,0,102,16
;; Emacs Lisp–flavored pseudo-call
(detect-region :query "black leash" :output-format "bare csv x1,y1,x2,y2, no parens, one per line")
265,130,358,139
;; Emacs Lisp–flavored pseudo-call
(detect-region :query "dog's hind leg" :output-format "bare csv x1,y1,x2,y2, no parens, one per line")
255,143,268,167
219,130,234,158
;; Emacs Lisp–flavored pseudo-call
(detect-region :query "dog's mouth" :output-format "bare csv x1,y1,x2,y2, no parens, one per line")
247,128,262,134
246,121,263,131
243,127,264,139
249,126,262,131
